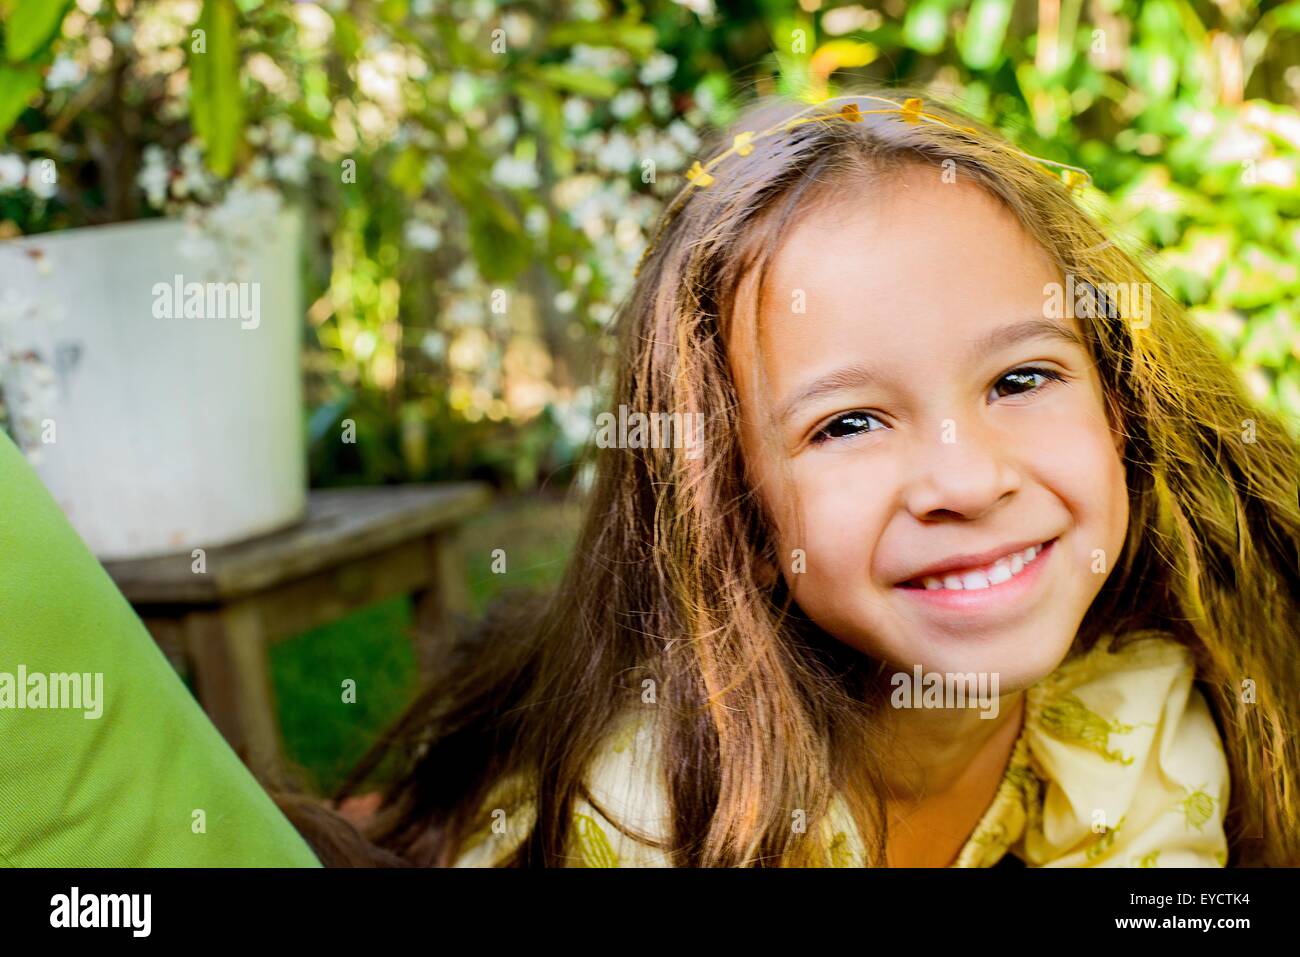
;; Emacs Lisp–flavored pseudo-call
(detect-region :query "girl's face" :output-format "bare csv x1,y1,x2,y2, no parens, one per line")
729,164,1130,691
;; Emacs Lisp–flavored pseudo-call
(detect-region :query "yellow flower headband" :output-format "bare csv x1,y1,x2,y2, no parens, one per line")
632,94,1093,278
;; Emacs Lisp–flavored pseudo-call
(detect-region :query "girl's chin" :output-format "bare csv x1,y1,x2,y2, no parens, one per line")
875,629,1077,694
814,593,1082,686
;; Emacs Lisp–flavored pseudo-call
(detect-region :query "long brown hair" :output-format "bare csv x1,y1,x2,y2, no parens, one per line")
278,85,1300,867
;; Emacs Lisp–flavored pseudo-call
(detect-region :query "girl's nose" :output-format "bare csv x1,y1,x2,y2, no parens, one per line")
902,422,1022,521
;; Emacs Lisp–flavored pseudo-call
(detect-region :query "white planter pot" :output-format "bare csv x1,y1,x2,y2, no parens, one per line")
0,203,306,559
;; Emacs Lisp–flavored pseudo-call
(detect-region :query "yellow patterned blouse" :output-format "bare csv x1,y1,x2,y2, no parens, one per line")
452,632,1231,867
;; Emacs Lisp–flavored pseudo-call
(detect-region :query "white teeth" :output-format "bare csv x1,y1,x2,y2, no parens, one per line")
987,560,1012,585
909,541,1049,592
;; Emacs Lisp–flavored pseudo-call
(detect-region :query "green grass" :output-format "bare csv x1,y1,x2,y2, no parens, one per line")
270,596,418,794
269,492,583,794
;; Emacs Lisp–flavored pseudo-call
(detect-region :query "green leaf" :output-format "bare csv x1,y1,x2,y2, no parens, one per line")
959,0,1012,70
1277,365,1300,424
1239,306,1294,365
378,0,408,25
189,0,244,177
1131,0,1183,100
0,64,41,138
534,64,617,98
306,393,354,445
331,10,361,62
387,146,424,198
903,0,950,55
545,19,657,58
771,17,814,100
1224,248,1300,311
445,158,529,282
515,82,572,177
1270,0,1300,31
4,0,73,63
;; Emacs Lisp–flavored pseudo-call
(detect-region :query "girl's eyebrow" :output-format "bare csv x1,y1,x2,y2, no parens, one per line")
966,317,1086,361
775,317,1086,426
776,362,879,426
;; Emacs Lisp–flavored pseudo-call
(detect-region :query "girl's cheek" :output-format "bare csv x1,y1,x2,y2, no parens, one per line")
788,454,892,572
1025,404,1129,541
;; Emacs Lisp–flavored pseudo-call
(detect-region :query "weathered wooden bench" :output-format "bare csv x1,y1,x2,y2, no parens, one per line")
102,484,491,779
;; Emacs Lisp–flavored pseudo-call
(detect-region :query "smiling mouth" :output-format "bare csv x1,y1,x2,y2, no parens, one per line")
898,538,1059,591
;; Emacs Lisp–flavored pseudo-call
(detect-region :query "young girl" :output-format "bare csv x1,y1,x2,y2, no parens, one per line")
283,87,1300,868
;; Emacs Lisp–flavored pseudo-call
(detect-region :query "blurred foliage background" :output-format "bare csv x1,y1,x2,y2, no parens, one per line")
2,0,1298,789
4,0,1297,494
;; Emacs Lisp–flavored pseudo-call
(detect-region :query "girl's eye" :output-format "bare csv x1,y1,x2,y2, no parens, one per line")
811,411,886,444
990,366,1064,401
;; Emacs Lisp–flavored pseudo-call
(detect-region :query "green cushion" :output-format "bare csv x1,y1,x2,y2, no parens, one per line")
0,430,321,866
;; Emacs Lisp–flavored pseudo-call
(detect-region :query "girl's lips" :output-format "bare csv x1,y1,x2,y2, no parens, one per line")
893,537,1058,616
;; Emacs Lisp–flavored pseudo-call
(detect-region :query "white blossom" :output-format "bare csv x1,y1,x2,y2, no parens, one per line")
552,385,597,447
571,0,604,22
272,135,315,185
108,21,133,47
178,141,204,172
273,154,305,184
202,182,283,251
448,295,484,328
422,155,447,186
501,11,534,47
491,154,539,189
451,260,478,288
650,86,673,118
170,141,215,201
591,304,616,327
610,89,644,120
268,117,296,152
0,154,27,191
137,145,170,207
568,44,628,74
673,0,716,17
46,56,86,92
639,51,677,86
491,113,519,145
524,206,549,237
667,119,701,153
638,127,685,169
595,131,637,173
421,331,446,360
563,97,593,130
404,220,442,251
